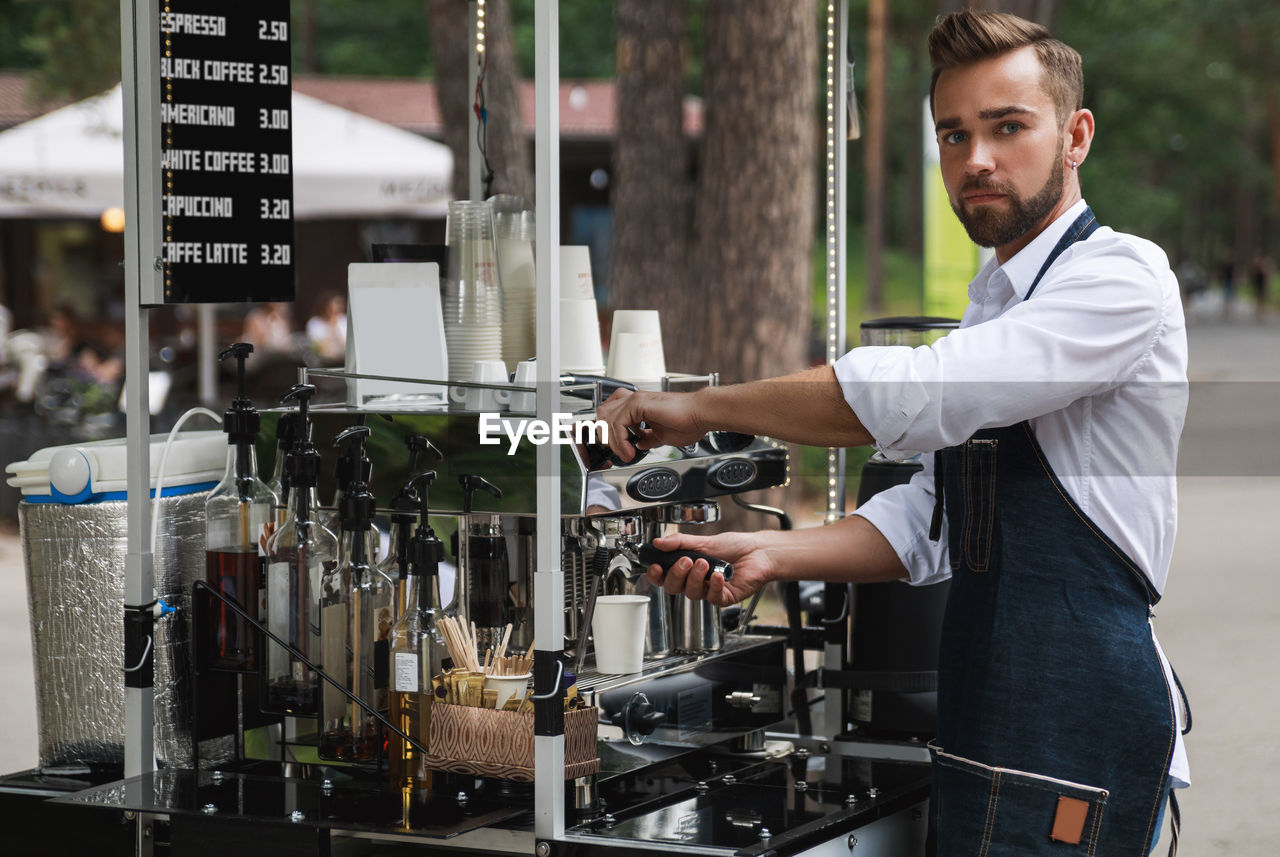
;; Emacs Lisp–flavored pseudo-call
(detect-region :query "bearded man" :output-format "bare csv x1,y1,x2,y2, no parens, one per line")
597,9,1189,856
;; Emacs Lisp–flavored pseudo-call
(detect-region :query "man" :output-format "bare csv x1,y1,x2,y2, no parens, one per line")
597,10,1188,857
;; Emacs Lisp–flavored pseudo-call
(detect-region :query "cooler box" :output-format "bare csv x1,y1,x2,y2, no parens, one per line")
6,431,226,770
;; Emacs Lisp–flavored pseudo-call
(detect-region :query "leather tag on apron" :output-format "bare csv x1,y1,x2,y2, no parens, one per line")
1050,796,1090,844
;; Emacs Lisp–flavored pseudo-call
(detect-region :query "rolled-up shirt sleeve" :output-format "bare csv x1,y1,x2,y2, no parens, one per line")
849,455,953,586
833,239,1169,456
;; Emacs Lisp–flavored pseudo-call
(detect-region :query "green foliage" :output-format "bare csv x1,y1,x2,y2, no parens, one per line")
1055,0,1278,261
291,0,435,77
0,0,40,69
510,0,616,79
20,0,120,100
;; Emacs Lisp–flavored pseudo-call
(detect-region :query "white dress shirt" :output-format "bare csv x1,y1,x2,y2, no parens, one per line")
834,199,1190,784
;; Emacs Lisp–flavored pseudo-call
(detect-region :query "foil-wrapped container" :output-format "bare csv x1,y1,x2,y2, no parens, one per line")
21,492,231,770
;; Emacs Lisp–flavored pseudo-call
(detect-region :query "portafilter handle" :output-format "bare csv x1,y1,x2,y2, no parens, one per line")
634,543,733,582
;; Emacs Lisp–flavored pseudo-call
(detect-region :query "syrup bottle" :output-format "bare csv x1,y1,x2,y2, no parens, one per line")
262,384,338,716
204,343,276,672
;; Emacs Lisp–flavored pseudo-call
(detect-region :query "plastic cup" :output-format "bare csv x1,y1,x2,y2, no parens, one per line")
486,673,531,710
560,246,595,300
592,594,648,675
560,299,605,373
607,331,666,383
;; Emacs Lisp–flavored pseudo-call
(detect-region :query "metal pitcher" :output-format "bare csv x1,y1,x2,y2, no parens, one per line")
672,596,722,654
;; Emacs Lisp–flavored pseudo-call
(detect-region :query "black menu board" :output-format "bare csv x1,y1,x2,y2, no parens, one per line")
159,3,295,304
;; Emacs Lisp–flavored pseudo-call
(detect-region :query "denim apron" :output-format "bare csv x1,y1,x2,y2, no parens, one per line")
928,208,1178,857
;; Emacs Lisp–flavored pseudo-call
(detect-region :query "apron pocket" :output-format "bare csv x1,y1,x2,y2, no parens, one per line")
961,438,999,572
931,746,1108,857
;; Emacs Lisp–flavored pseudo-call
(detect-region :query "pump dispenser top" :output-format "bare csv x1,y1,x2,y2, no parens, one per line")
334,425,376,550
280,383,320,524
459,473,503,535
409,470,445,583
218,342,261,493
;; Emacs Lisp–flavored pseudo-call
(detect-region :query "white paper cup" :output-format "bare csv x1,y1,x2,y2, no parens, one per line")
486,673,531,710
509,360,538,412
450,359,511,411
560,298,605,372
592,594,648,675
560,246,595,300
611,309,662,338
607,331,666,383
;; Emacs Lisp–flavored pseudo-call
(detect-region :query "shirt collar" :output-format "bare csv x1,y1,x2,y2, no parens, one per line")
997,198,1090,299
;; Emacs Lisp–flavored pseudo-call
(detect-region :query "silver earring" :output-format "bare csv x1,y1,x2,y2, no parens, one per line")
1070,159,1078,170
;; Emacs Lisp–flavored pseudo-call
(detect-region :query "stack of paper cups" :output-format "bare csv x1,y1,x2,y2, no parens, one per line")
560,246,605,373
607,309,666,386
493,198,537,368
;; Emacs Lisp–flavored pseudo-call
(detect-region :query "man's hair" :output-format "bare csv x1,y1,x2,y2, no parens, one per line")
928,10,1083,126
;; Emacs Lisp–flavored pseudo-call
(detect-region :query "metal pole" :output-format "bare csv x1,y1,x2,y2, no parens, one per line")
120,0,161,786
468,1,483,201
823,0,852,739
198,304,217,406
533,0,565,843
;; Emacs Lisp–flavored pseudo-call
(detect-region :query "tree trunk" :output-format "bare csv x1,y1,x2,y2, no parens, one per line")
426,0,532,203
611,0,690,319
683,0,816,386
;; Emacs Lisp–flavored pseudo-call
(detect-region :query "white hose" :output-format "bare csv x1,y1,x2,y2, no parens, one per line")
151,407,223,556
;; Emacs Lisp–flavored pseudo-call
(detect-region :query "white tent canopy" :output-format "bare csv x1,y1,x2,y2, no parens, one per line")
0,85,453,219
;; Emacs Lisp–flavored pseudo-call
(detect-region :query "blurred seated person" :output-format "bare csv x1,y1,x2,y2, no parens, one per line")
306,292,347,364
242,301,296,356
43,304,87,370
73,342,124,387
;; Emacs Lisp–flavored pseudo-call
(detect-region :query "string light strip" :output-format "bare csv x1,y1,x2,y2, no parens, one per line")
824,1,845,523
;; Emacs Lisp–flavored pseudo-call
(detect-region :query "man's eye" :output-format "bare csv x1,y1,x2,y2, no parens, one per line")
999,122,1022,134
943,131,965,145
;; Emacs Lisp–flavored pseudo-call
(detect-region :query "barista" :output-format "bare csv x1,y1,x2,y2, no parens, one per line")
597,11,1188,857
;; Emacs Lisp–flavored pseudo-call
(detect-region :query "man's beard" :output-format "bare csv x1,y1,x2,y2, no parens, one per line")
951,158,1064,248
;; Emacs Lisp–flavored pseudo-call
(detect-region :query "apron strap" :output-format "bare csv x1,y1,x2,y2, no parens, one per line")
1166,790,1181,857
928,206,1099,542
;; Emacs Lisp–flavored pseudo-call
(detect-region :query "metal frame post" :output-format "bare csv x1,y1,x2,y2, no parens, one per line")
120,0,161,783
468,0,483,201
822,0,852,738
533,0,565,842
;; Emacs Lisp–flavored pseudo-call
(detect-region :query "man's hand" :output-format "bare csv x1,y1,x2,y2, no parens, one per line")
645,531,774,608
596,388,707,462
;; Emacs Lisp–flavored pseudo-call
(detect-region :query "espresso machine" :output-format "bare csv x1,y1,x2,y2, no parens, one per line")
47,370,930,857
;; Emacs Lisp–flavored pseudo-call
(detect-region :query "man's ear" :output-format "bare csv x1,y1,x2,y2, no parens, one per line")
1064,108,1094,169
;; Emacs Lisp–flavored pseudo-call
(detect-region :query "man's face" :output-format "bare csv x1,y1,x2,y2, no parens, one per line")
933,46,1068,252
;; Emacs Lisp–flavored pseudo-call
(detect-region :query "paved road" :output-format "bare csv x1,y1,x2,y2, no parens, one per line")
0,318,1276,854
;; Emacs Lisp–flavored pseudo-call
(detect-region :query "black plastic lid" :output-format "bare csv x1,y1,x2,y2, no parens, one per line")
340,488,377,532
288,446,321,487
275,411,302,447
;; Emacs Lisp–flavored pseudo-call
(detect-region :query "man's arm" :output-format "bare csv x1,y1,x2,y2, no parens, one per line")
597,365,873,462
649,513,907,608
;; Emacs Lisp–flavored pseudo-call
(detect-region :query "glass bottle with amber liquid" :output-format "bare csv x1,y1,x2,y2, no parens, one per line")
204,344,276,671
262,384,337,716
389,471,447,787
